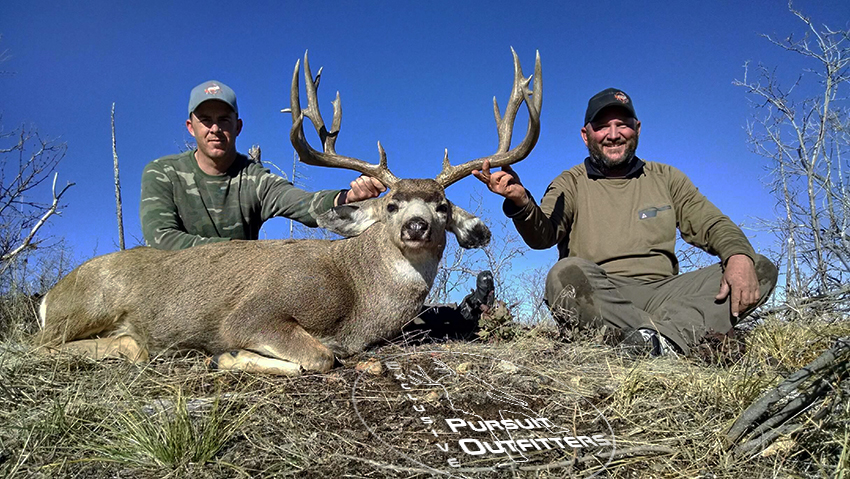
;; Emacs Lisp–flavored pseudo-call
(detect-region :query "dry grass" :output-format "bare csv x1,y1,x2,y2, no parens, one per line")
0,308,848,478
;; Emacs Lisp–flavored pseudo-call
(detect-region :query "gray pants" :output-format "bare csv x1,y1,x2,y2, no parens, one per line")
544,255,778,354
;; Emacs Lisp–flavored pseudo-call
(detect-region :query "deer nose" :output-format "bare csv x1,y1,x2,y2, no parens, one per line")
403,217,430,241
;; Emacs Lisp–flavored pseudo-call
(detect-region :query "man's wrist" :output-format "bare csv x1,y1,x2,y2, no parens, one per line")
335,189,349,206
726,253,754,265
510,194,530,208
502,190,534,218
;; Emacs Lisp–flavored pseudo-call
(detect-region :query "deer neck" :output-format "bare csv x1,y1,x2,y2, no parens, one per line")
355,224,443,290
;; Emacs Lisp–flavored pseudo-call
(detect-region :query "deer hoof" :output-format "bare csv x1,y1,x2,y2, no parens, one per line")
207,350,239,370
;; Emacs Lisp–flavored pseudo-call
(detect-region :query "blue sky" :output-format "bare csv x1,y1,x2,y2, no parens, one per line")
2,0,848,276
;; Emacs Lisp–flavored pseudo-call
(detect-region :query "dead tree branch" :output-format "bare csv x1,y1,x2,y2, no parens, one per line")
111,103,125,250
726,337,850,454
0,172,73,267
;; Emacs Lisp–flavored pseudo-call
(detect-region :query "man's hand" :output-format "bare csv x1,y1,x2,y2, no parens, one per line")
716,254,760,318
342,176,386,204
472,159,529,207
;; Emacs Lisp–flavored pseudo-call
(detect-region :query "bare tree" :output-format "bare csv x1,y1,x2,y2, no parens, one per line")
0,38,74,301
286,151,312,239
0,123,73,277
513,264,553,326
734,3,850,300
676,238,716,273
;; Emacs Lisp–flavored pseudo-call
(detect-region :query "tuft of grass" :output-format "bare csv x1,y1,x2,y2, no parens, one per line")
0,293,39,344
745,313,850,371
839,429,850,479
477,300,520,342
93,387,255,469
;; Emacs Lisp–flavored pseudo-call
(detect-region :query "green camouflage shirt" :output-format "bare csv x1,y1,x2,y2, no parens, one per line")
140,150,340,250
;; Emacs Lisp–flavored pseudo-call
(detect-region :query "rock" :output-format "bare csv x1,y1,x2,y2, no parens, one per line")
355,359,383,376
496,360,519,374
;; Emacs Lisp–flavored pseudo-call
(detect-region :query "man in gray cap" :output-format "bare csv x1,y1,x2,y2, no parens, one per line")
473,88,777,357
140,80,385,250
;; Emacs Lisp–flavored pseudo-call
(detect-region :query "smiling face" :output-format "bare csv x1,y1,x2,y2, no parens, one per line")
581,106,640,176
186,100,243,173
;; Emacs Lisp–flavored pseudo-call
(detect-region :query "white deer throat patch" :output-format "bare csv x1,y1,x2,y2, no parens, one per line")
391,258,438,288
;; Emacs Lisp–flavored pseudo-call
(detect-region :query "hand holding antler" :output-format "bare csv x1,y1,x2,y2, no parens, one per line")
342,176,387,204
473,160,528,207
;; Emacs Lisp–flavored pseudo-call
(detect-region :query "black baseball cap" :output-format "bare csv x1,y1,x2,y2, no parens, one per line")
584,88,636,125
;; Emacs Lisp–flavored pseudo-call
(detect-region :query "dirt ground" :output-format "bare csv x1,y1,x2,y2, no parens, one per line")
1,322,847,478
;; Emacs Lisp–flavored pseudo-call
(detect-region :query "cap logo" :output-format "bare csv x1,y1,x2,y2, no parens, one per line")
614,92,629,104
204,84,222,96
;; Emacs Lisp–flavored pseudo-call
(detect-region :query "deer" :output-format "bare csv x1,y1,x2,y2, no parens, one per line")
34,49,542,376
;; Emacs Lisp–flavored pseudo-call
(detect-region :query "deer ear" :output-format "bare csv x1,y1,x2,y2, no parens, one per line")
447,202,491,249
317,200,379,237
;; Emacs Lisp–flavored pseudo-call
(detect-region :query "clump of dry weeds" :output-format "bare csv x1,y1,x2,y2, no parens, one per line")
0,312,847,478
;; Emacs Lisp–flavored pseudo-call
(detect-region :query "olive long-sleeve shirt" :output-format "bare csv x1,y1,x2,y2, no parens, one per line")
505,157,757,281
140,150,340,250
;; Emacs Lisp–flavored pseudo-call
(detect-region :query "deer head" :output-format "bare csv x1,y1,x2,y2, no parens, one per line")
284,48,542,255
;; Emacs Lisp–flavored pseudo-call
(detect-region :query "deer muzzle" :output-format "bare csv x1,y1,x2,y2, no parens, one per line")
402,217,430,242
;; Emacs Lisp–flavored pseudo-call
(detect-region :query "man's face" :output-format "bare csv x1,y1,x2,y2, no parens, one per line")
186,101,242,162
581,107,640,171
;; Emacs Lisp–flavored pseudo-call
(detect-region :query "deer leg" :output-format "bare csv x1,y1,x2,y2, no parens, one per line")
44,335,149,363
214,320,336,375
208,350,303,376
254,322,336,373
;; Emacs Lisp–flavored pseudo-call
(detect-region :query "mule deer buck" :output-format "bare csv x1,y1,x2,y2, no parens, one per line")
35,49,542,375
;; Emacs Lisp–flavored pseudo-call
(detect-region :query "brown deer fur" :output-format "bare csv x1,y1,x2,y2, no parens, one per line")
36,180,489,375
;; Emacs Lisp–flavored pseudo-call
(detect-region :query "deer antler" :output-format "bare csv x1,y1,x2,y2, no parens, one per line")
284,51,400,188
434,48,542,188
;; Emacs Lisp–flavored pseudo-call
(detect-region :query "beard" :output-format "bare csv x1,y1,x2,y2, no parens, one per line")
587,134,639,174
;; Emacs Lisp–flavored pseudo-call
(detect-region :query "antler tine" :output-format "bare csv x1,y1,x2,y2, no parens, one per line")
494,48,528,152
287,51,400,188
435,48,542,188
301,54,334,151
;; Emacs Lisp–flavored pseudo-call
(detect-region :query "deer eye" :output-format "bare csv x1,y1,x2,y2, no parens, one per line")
436,203,449,214
387,203,398,213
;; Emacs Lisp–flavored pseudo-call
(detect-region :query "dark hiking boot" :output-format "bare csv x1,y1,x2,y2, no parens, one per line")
619,328,679,357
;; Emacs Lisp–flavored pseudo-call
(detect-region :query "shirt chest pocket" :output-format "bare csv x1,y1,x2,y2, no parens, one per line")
634,204,676,248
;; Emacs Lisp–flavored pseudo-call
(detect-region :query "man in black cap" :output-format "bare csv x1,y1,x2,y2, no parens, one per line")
140,80,385,250
473,88,777,356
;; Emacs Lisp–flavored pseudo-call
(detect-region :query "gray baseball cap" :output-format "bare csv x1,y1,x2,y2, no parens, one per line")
188,80,238,117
